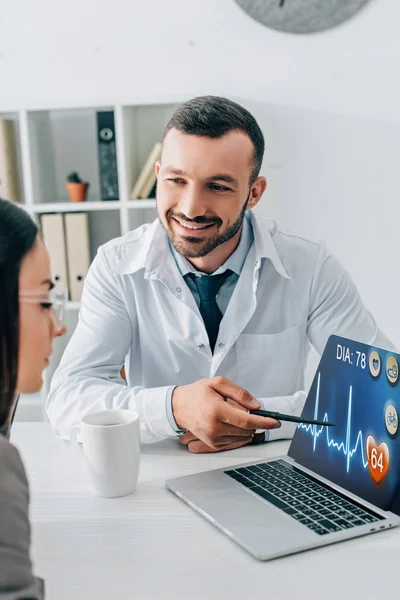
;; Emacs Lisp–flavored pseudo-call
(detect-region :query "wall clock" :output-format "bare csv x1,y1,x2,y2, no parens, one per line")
234,0,372,34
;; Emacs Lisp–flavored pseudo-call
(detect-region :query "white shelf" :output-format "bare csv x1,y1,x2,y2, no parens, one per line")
127,199,156,209
31,199,156,213
32,201,122,213
10,100,177,413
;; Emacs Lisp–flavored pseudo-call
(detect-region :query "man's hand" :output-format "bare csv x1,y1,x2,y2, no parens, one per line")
179,399,253,453
179,431,253,453
172,377,280,451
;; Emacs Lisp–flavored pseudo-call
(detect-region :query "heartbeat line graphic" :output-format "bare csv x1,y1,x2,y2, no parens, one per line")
298,373,368,473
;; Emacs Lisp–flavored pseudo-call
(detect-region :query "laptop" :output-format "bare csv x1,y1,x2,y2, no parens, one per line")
166,335,400,560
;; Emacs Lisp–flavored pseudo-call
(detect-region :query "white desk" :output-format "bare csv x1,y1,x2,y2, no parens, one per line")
11,423,399,600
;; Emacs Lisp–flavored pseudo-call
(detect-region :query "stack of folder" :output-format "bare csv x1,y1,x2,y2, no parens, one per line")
41,213,91,302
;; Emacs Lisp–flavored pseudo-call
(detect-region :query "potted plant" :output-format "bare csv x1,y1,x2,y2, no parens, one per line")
65,171,89,202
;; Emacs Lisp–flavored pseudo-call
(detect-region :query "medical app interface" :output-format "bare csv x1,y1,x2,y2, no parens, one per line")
289,336,400,511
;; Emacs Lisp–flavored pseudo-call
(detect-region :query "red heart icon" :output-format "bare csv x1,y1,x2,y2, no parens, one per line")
366,435,390,484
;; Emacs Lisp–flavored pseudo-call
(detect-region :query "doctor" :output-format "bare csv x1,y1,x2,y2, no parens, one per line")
47,95,392,453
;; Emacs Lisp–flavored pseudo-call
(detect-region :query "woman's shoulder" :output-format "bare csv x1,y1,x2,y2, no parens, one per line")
0,434,29,500
0,434,37,594
0,435,45,597
0,434,30,554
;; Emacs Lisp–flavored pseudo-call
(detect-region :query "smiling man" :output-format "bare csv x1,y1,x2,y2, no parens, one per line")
158,130,256,267
47,96,392,453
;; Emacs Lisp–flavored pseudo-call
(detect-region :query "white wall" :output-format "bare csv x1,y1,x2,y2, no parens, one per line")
2,0,400,118
2,0,400,350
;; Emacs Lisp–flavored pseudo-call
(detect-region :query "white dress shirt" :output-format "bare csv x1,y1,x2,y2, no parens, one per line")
46,211,394,443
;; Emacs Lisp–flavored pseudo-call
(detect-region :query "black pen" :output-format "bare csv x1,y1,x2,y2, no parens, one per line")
249,409,335,427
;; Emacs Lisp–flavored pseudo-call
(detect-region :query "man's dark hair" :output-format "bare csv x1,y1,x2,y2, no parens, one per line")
163,96,265,184
0,198,38,428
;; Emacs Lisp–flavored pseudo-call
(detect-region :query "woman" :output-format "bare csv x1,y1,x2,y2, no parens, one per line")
0,198,66,598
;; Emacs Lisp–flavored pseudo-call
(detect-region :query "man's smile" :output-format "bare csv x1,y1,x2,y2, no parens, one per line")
171,217,216,236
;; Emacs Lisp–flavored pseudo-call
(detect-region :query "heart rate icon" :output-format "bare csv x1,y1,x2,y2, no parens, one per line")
366,435,390,484
368,351,381,378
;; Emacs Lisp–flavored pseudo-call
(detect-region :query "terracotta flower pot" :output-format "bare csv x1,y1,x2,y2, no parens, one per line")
66,182,89,202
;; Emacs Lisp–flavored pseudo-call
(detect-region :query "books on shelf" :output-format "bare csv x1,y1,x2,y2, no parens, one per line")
40,212,91,303
130,142,161,200
0,119,20,203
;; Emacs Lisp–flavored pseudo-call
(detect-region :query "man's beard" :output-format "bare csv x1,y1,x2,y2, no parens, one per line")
160,199,249,259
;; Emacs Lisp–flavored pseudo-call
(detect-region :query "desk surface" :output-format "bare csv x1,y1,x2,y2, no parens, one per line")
11,423,399,600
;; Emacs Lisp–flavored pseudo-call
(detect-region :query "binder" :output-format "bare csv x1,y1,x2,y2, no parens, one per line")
40,214,69,296
0,119,20,203
96,111,119,201
64,213,91,302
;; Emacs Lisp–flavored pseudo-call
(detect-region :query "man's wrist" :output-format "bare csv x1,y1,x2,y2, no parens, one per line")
167,385,187,435
251,430,267,444
251,424,270,444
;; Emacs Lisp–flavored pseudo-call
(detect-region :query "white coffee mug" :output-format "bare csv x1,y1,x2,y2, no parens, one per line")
69,409,140,498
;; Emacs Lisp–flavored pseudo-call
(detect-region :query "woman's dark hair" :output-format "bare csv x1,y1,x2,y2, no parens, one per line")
0,199,38,427
163,96,265,184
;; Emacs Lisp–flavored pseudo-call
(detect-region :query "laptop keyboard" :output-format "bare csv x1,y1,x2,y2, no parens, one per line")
225,459,384,536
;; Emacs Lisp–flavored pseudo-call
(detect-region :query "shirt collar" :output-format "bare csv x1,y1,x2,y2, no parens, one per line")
169,212,254,277
114,211,290,280
250,212,290,279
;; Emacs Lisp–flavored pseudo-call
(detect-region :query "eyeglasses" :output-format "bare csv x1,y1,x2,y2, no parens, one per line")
19,288,67,331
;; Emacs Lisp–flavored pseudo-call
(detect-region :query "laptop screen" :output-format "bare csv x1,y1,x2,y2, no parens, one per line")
288,335,400,512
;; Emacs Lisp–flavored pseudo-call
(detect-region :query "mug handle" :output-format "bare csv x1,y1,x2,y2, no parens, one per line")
69,424,83,459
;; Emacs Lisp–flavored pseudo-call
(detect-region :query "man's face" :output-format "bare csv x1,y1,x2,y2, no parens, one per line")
156,129,261,259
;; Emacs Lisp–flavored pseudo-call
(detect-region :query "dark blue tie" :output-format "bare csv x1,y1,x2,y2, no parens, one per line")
189,270,232,352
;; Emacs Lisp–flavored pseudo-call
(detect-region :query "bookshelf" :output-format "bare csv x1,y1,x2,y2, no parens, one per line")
2,100,181,420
